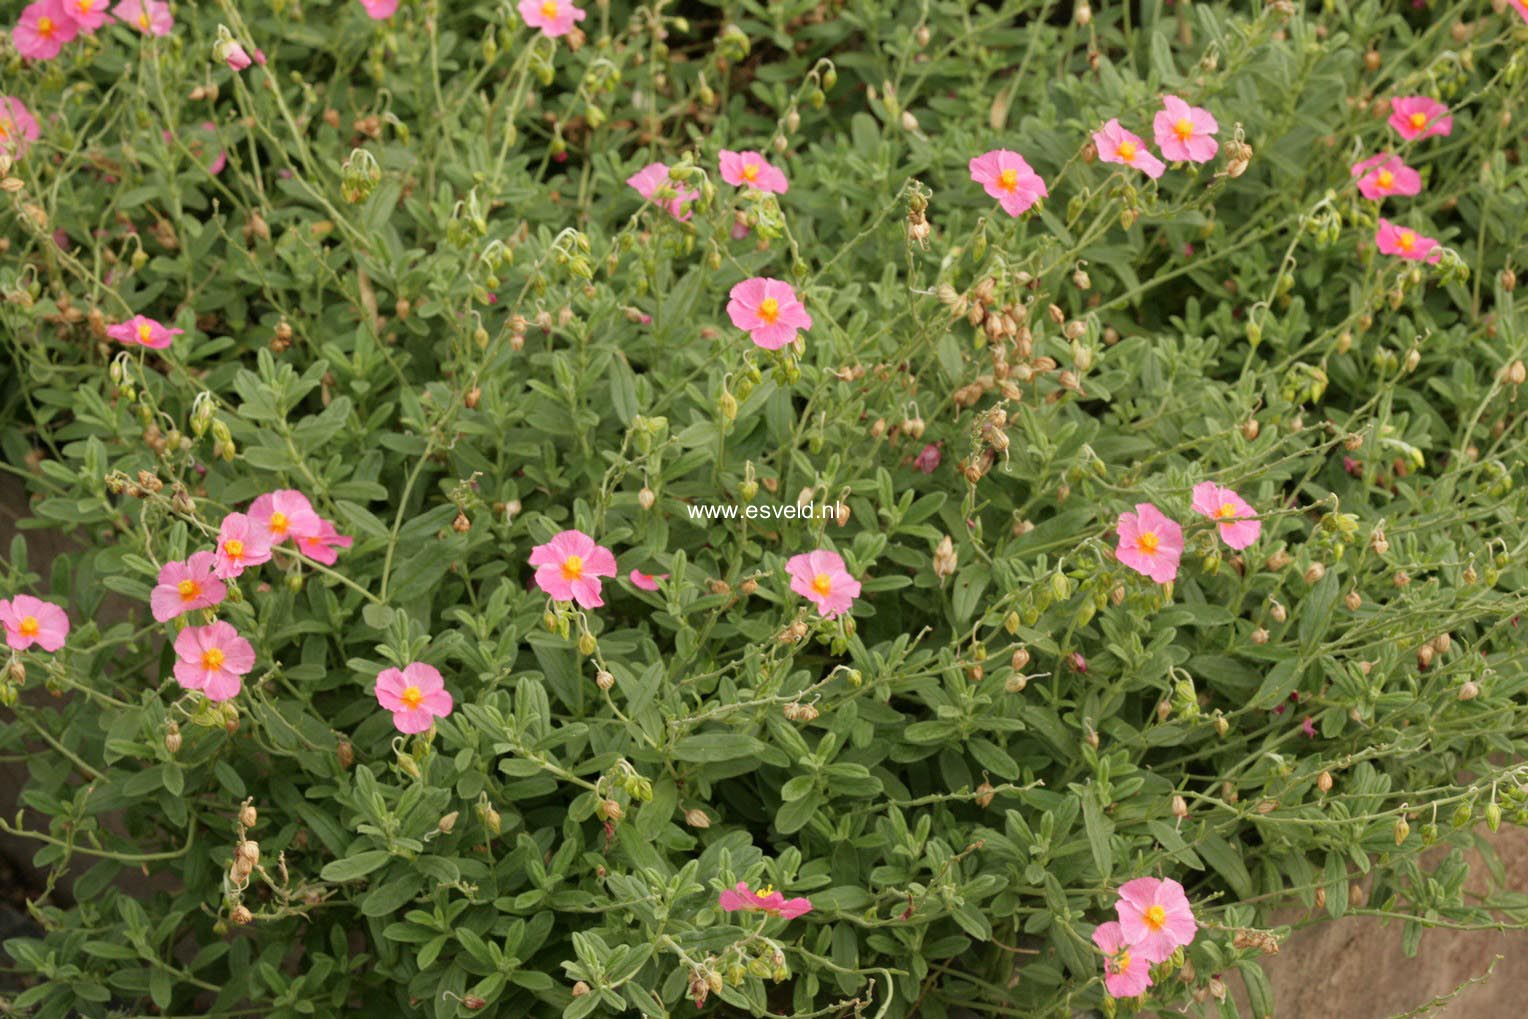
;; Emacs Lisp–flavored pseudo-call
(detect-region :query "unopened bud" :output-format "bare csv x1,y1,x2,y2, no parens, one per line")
683,809,711,829
1316,770,1333,793
1393,816,1410,845
1344,590,1362,611
1303,562,1325,584
231,905,253,926
1171,795,1189,819
975,781,995,808
164,721,182,754
1458,680,1479,701
438,811,459,834
239,803,258,829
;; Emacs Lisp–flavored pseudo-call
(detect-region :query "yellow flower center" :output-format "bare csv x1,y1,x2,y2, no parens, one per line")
1215,502,1238,520
138,11,150,28
560,554,585,581
1143,904,1168,931
1377,169,1395,190
0,121,9,140
38,16,56,36
541,0,558,16
137,322,153,342
201,647,225,670
755,884,775,898
400,685,424,710
1116,140,1137,162
269,511,289,535
18,616,40,638
1113,949,1132,974
811,573,833,595
742,162,760,181
1173,117,1194,141
757,297,780,324
1137,531,1159,555
1397,230,1416,252
1408,112,1427,129
998,167,1019,192
224,539,245,559
76,0,97,11
177,579,201,601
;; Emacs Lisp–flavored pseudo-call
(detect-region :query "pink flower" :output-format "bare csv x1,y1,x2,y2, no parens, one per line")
59,0,112,31
718,881,813,920
0,594,69,652
628,569,667,591
150,551,227,622
719,149,788,193
0,97,42,159
727,277,812,350
1094,119,1165,179
213,512,273,579
1388,97,1451,141
1092,920,1154,998
223,40,253,71
112,0,172,35
374,662,453,734
1190,482,1261,550
172,621,254,701
1301,716,1318,738
14,1,79,60
626,162,697,221
249,490,321,546
1115,503,1183,584
518,0,585,37
358,0,398,18
968,149,1048,216
786,549,861,619
105,314,183,350
1152,95,1218,163
913,443,941,474
1350,153,1422,201
293,518,354,566
530,530,617,608
1115,877,1197,963
1375,218,1441,263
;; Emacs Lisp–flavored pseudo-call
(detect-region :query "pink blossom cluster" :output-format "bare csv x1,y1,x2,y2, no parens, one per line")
145,490,351,704
1092,877,1198,998
530,530,860,621
1364,97,1452,263
12,0,171,61
1115,482,1261,586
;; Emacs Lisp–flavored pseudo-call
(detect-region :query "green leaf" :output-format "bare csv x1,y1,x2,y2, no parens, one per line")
320,851,392,882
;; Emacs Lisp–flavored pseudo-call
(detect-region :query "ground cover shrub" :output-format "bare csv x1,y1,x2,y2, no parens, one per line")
2,0,1527,1016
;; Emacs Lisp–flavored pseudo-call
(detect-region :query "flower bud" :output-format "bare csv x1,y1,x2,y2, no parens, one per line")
932,535,957,581
577,631,597,657
600,799,624,823
164,721,182,755
975,781,995,808
438,811,459,834
596,670,614,690
1171,795,1189,819
238,840,260,867
572,981,590,998
1269,599,1287,624
1316,770,1333,793
1393,816,1410,846
1458,680,1480,701
239,803,258,829
231,905,253,925
1344,590,1362,611
336,740,354,769
1250,627,1269,645
684,809,711,829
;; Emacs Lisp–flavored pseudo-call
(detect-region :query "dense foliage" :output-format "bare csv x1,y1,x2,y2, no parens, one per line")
2,1,1527,1017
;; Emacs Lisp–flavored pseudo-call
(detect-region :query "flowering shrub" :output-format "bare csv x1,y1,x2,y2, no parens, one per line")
2,1,1527,1017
